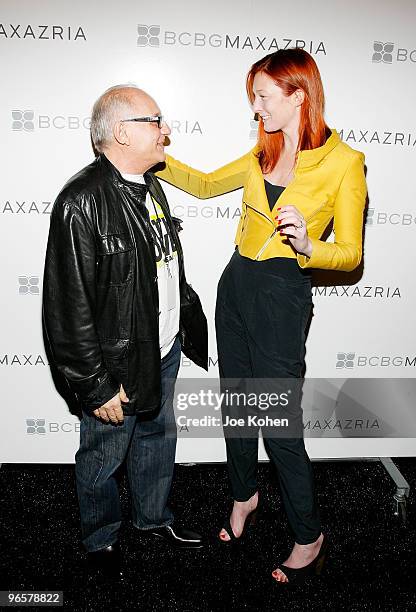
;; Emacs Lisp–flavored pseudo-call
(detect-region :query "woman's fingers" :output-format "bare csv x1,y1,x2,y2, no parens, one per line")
275,206,304,228
277,215,305,230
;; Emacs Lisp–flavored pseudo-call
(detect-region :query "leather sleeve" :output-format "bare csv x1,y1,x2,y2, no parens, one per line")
42,197,119,411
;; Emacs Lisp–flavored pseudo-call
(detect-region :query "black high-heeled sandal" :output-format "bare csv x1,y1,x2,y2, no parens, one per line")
219,506,258,544
272,535,329,583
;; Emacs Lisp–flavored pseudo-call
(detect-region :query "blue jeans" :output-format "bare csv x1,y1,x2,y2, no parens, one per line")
75,337,180,552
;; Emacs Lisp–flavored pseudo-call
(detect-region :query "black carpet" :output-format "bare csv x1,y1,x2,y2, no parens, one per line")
1,458,415,611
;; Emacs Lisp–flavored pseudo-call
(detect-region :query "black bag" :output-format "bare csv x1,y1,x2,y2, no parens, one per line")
179,281,208,371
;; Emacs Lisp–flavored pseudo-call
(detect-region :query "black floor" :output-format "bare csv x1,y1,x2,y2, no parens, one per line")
1,458,416,611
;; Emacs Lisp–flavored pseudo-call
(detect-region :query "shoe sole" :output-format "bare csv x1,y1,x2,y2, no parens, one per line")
147,533,205,549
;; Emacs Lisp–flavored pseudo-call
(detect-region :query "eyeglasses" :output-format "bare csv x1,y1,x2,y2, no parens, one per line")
120,115,164,128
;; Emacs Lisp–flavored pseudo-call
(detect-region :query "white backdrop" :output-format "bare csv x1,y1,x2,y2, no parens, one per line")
1,0,416,462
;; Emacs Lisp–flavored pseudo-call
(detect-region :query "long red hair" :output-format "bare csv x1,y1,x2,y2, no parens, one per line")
246,48,328,173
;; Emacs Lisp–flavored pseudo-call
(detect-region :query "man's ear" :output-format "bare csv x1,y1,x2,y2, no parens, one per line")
113,120,129,146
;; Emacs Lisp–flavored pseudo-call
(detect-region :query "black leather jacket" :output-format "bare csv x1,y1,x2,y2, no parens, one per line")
42,154,207,416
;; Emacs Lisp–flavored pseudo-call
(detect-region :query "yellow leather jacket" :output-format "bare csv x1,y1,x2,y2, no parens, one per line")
156,129,367,271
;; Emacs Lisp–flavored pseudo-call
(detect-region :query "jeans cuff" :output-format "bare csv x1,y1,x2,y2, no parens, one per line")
86,538,119,553
82,521,121,552
133,518,174,531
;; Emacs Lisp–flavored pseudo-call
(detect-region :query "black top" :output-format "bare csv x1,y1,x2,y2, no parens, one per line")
259,180,311,280
264,179,285,211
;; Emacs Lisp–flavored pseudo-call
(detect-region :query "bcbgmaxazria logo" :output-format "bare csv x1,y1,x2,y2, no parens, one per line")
313,285,401,299
372,41,394,63
18,276,40,295
138,25,160,46
366,208,416,227
304,418,380,433
372,41,416,64
338,128,416,147
11,111,201,135
137,25,327,54
12,110,34,131
0,354,48,366
26,419,46,435
336,353,416,369
0,24,86,41
1,200,52,215
171,203,241,221
11,110,90,131
26,419,80,434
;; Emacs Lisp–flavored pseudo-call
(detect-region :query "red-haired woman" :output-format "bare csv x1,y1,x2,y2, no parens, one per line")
156,48,367,583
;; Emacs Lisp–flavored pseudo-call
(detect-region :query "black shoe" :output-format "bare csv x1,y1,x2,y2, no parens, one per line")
220,496,260,544
220,507,258,544
141,525,204,549
87,541,123,579
272,535,329,584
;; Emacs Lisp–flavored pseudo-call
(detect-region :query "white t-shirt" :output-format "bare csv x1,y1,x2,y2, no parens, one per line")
121,173,180,358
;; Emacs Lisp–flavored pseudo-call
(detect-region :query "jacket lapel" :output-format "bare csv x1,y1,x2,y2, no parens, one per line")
244,154,273,219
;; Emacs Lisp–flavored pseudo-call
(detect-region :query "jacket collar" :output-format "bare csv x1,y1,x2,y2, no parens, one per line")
246,128,340,219
251,128,340,169
98,153,154,199
296,128,340,169
98,154,168,219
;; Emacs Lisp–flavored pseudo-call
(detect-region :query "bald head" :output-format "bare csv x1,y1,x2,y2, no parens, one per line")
90,84,157,152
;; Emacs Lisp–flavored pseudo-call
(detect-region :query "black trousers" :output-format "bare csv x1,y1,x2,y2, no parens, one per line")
215,249,321,545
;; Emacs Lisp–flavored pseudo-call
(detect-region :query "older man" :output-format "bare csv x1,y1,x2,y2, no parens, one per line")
42,85,207,577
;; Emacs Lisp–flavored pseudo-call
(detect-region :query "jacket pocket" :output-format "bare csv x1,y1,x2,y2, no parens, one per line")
97,233,134,286
96,281,134,340
236,203,249,240
101,338,129,387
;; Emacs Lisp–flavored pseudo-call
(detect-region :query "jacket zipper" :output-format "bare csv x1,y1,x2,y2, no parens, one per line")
245,202,274,225
251,156,300,260
255,227,279,260
254,200,327,260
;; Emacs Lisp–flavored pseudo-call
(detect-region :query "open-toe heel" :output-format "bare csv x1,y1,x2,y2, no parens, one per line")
272,535,329,583
249,507,258,526
219,502,259,544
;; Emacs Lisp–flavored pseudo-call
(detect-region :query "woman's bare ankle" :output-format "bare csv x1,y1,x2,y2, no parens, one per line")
233,491,258,513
